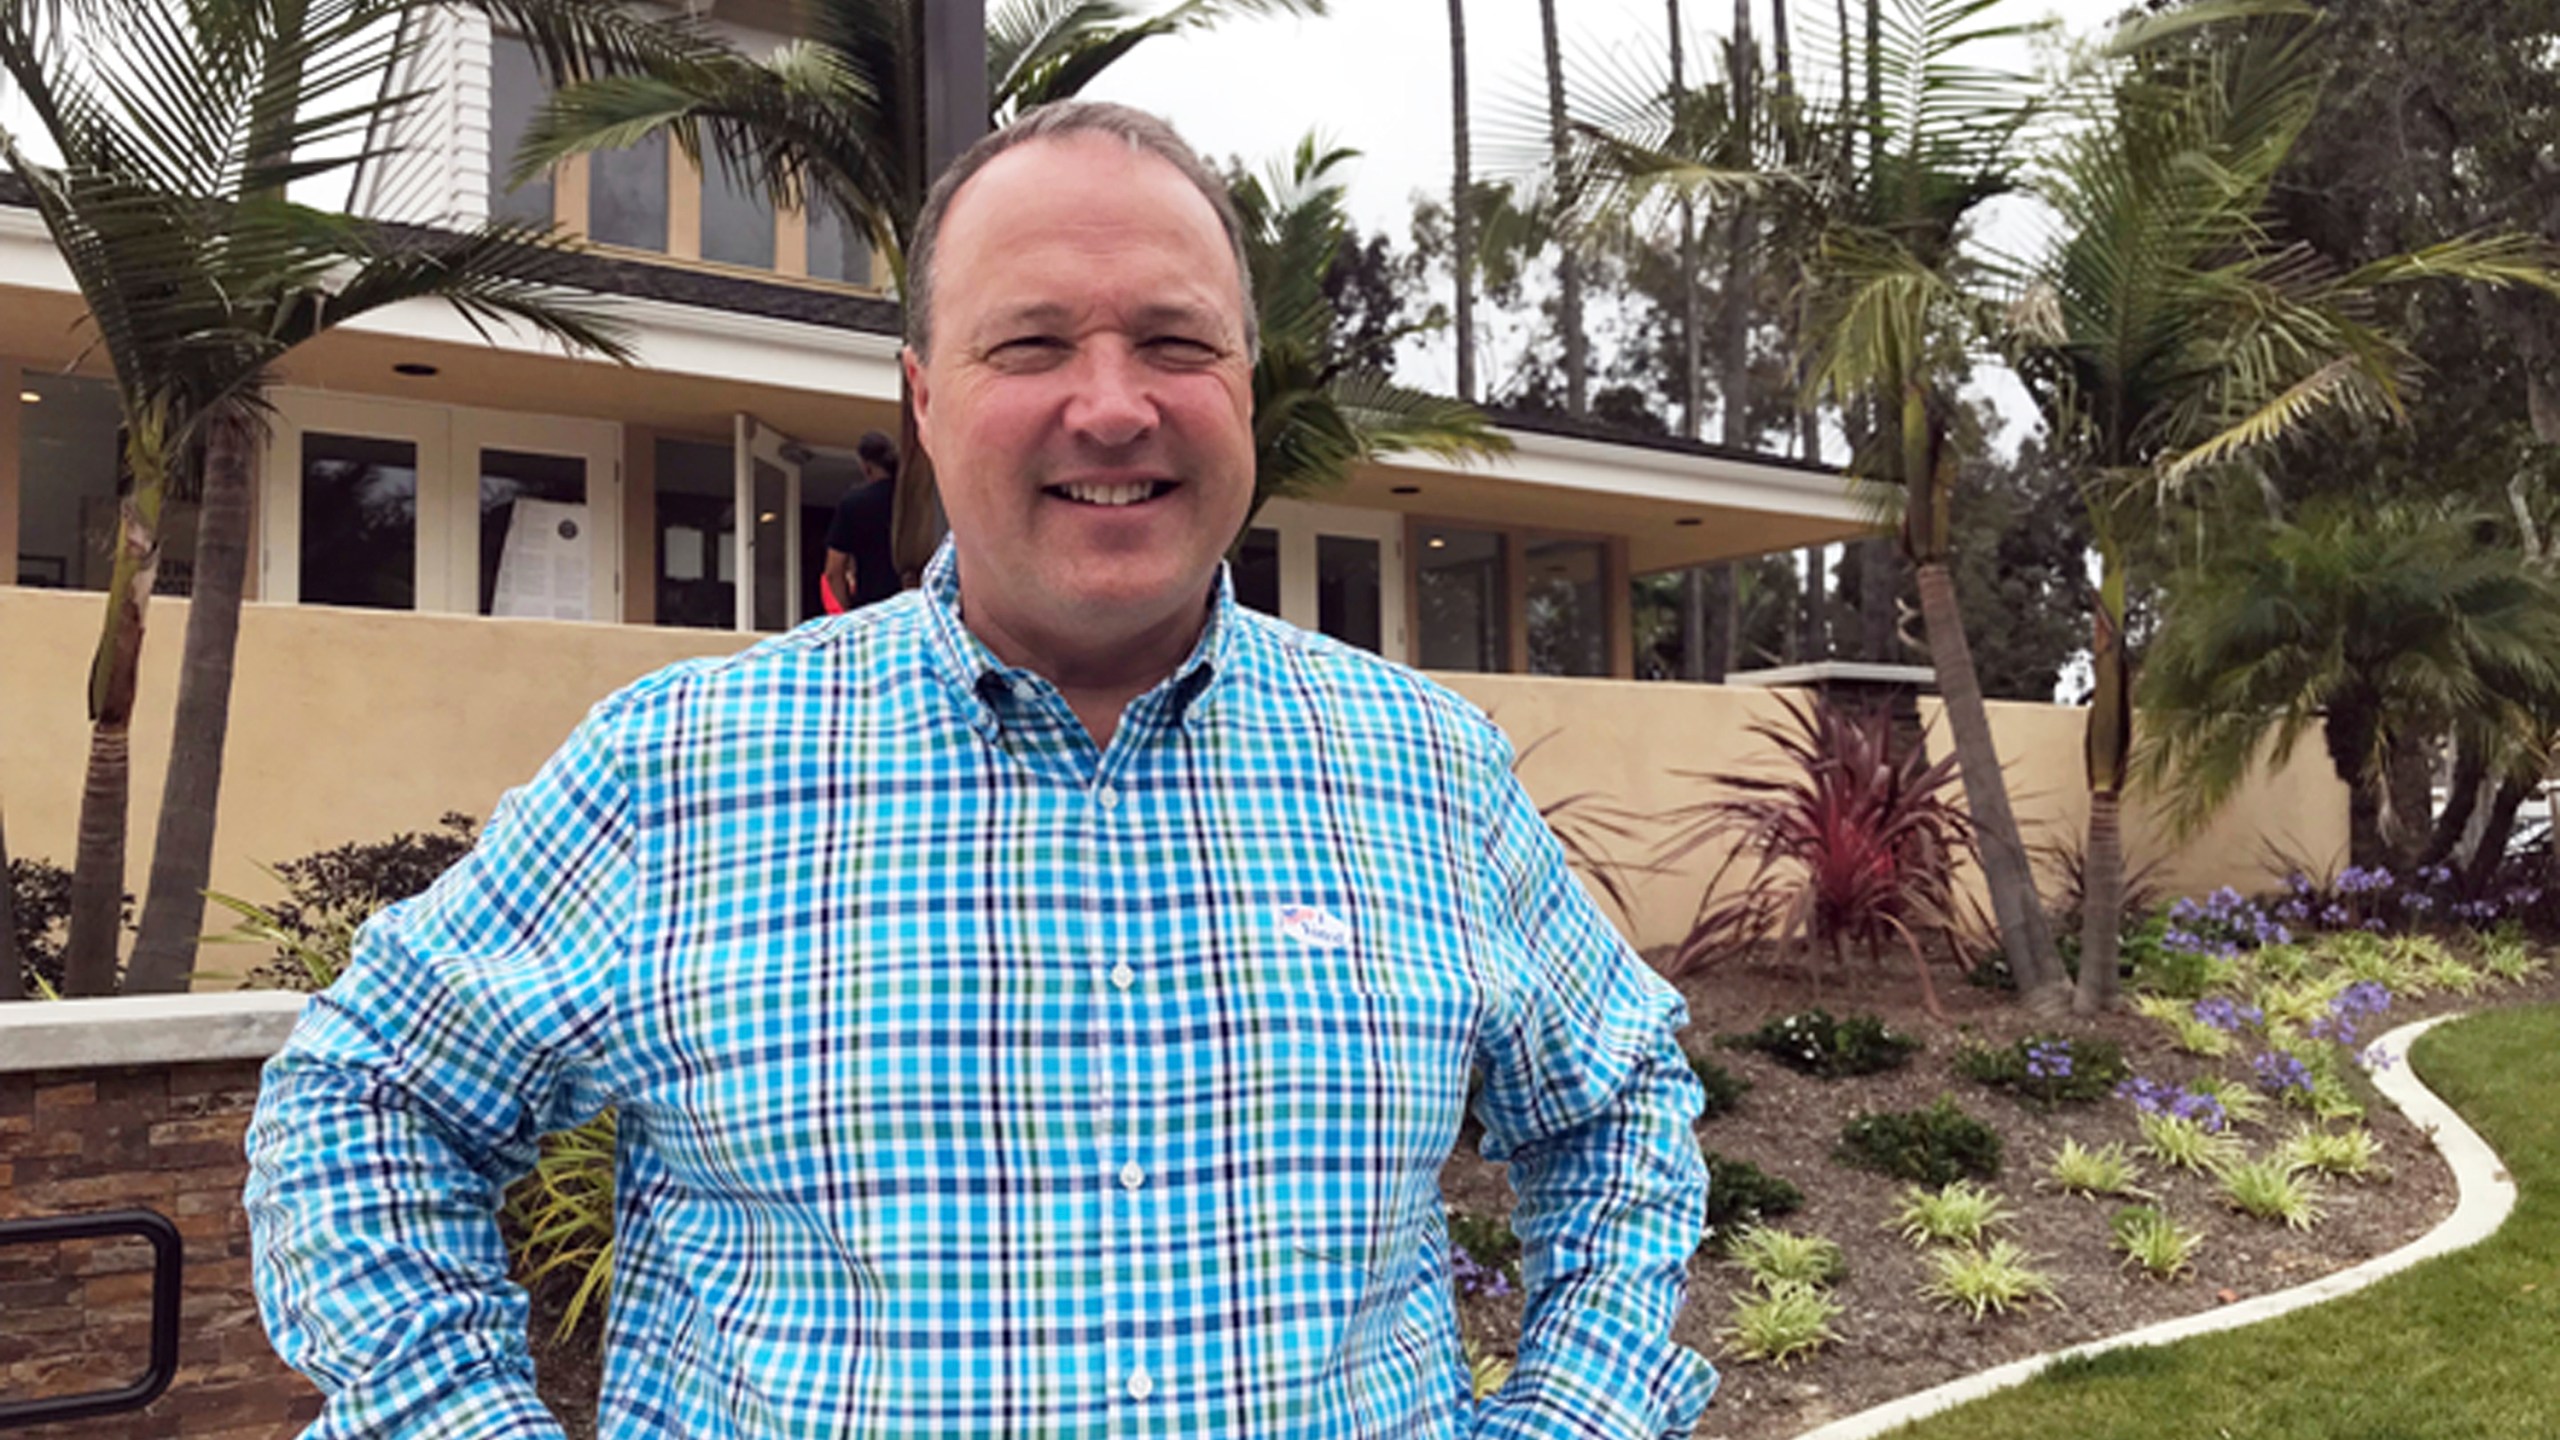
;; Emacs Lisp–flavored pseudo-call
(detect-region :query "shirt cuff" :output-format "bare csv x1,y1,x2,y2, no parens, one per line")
1470,1296,1719,1440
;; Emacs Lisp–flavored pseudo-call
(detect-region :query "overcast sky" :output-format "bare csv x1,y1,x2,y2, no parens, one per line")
1089,0,2136,429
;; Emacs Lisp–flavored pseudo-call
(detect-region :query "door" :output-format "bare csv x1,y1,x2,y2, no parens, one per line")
734,414,806,632
1244,498,1408,662
262,394,451,611
450,412,621,622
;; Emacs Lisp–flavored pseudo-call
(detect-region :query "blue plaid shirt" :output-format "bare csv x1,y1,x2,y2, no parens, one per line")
247,542,1715,1439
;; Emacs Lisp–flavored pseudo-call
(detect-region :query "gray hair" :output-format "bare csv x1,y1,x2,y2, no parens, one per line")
903,101,1259,361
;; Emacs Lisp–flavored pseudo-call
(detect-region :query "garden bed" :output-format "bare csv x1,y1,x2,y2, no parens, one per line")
1438,948,2560,1440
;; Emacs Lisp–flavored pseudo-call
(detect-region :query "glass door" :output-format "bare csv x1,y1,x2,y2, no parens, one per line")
262,394,450,610
450,413,621,622
734,414,805,631
1246,498,1408,661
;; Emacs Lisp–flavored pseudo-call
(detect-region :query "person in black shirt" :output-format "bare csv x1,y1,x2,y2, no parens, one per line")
823,431,903,612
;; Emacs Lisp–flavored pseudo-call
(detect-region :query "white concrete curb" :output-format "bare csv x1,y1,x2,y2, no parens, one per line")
1790,1013,2516,1440
0,991,309,1073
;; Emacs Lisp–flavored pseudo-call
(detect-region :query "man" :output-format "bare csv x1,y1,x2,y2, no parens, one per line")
820,431,901,613
247,101,1714,1439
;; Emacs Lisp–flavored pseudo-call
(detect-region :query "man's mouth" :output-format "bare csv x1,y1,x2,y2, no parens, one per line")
1045,480,1178,508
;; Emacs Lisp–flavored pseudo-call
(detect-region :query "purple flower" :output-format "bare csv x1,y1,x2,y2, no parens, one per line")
2357,1044,2396,1072
2321,903,2353,927
2405,894,2435,915
2026,1041,2074,1081
2253,1051,2316,1097
2168,1089,2230,1132
2338,866,2395,896
2335,981,2393,1018
2193,997,2264,1033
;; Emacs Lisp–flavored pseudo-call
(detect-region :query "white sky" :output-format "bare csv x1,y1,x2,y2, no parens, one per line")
1089,0,2135,429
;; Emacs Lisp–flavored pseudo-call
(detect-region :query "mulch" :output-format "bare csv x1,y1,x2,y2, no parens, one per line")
1439,952,2560,1440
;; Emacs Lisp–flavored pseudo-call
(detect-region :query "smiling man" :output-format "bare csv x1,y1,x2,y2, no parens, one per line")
247,103,1714,1439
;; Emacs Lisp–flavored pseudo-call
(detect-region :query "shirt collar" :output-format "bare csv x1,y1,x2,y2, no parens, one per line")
918,538,1235,739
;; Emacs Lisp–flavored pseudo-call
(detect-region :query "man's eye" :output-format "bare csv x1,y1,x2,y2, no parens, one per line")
993,336,1066,357
1146,337,1219,363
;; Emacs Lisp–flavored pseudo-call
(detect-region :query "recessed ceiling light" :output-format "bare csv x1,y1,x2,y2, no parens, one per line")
16,390,38,404
1675,517,1703,527
392,362,439,377
1391,485,1421,495
1427,535,1447,549
757,511,778,523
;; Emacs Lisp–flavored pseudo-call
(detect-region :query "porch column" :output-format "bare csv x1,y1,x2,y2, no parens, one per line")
0,364,20,579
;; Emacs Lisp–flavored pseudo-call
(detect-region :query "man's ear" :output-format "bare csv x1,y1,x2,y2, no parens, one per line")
902,347,931,445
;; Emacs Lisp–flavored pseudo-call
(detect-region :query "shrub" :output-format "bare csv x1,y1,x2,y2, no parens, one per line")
1953,1034,2129,1108
1727,1008,1921,1079
1659,697,1978,1014
1836,1096,2002,1184
2135,1111,2245,1173
1701,1151,1806,1244
1722,1281,1842,1367
9,856,130,996
2275,1123,2385,1182
2110,1205,2202,1280
215,814,480,991
503,1110,620,1341
1685,1048,1751,1121
1724,1226,1846,1290
2219,1156,2325,1229
1894,1180,2013,1247
2134,994,2236,1057
2479,928,2548,982
1918,1241,2057,1319
2041,1139,2143,1199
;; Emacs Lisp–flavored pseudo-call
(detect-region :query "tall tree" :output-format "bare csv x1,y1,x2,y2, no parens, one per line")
0,812,20,1002
4,0,639,994
1536,0,1587,414
1448,0,1477,402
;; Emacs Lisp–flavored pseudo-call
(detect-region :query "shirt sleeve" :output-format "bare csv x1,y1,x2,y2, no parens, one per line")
244,699,636,1439
1465,742,1717,1440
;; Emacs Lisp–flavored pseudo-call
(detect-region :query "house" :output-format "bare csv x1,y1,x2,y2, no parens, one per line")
0,7,2341,960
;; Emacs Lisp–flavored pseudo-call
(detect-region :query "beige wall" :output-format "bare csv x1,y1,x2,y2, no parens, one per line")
0,590,2345,969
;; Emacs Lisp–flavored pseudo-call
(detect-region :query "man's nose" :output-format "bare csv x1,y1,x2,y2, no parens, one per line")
1062,342,1159,448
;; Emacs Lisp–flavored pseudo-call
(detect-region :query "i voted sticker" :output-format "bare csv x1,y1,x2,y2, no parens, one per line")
1275,905,1351,949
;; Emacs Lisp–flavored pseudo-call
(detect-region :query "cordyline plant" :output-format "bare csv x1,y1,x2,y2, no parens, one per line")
1660,696,1976,1019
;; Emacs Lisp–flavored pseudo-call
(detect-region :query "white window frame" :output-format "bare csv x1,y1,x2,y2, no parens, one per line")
1251,497,1408,662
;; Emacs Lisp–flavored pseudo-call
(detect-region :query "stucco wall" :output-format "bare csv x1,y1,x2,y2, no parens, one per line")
0,589,2345,969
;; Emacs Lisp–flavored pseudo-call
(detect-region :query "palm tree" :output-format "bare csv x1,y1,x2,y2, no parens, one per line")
3,0,635,995
2008,4,2560,1011
2139,503,2560,873
1233,139,1509,519
1535,0,1586,415
1448,0,1477,403
509,0,1327,582
1794,0,2071,1009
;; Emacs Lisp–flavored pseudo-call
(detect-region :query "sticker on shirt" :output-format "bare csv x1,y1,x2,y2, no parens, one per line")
1275,905,1351,949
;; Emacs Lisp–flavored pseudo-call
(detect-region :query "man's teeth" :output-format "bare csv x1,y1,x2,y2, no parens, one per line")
1058,482,1156,507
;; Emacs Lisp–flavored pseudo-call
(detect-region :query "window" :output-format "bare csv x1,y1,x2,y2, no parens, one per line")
654,438,734,629
487,37,554,227
300,433,419,610
14,372,184,593
1526,537,1608,677
1317,534,1383,654
1415,526,1507,672
701,146,775,270
477,448,589,617
806,201,874,286
1234,527,1280,615
590,130,670,252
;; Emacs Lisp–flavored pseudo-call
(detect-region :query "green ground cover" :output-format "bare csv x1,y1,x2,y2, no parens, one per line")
1882,1004,2560,1439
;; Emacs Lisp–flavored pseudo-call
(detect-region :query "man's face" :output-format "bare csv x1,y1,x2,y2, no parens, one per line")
905,133,1255,659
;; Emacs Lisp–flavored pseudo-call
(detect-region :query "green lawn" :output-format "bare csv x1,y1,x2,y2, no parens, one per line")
1881,1004,2560,1440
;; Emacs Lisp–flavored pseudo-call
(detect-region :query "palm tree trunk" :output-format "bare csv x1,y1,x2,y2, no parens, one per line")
1668,0,1701,440
1450,0,1478,403
2462,775,2531,896
2383,728,2434,870
1705,564,1735,681
1537,0,1586,415
63,437,170,997
1798,547,1824,659
1719,0,1755,451
1,810,23,1002
2076,789,2123,1014
126,405,259,994
2420,734,2486,870
1914,559,2067,1008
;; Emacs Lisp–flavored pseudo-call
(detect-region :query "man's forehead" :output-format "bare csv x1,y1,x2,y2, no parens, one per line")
941,132,1226,254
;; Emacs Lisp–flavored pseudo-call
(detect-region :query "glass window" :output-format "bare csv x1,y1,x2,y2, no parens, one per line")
590,131,669,252
654,438,733,628
16,372,124,591
477,448,587,617
1526,538,1608,677
300,433,417,610
1233,527,1280,616
1318,534,1382,654
487,37,554,227
701,147,775,269
750,457,789,631
1415,526,1506,672
806,200,873,286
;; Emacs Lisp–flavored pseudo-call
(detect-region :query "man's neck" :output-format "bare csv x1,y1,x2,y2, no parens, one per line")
961,594,1210,747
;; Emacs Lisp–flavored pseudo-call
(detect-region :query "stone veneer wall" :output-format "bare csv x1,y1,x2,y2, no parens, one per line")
0,995,318,1438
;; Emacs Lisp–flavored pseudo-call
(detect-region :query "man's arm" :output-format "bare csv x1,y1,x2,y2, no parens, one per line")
1467,748,1715,1440
245,702,636,1439
823,547,855,611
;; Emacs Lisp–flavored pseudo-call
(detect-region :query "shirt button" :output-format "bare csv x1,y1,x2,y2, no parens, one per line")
1127,1368,1153,1400
1110,961,1135,990
1119,1161,1145,1190
1095,785,1119,809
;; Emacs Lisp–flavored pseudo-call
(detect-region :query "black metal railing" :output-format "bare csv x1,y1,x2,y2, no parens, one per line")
0,1209,182,1431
